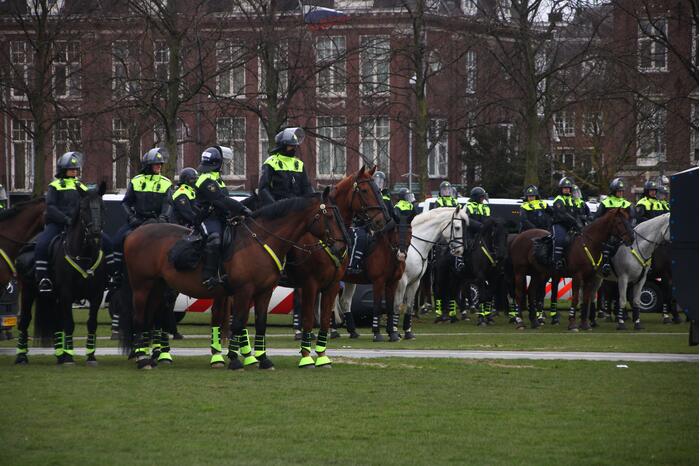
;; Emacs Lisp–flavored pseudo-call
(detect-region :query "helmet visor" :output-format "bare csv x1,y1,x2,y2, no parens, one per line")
220,146,233,161
406,192,416,203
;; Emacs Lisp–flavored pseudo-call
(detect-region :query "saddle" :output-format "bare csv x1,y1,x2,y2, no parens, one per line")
15,234,64,279
532,236,553,267
168,222,236,272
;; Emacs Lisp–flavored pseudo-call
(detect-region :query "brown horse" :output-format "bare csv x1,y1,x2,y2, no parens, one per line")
0,198,46,288
208,166,387,369
122,189,347,369
509,208,633,331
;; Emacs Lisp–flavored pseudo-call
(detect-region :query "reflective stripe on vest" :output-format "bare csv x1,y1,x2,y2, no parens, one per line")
395,200,413,211
263,154,304,173
636,197,664,211
49,178,87,192
195,172,226,189
521,200,547,211
467,201,490,216
602,196,631,208
437,197,456,207
131,174,172,193
554,195,573,207
382,194,391,202
173,184,196,201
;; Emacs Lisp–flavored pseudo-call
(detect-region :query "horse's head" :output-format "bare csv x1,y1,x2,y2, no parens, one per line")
609,208,634,247
77,181,106,246
482,217,508,263
334,165,387,233
309,187,350,260
441,206,467,257
661,213,671,242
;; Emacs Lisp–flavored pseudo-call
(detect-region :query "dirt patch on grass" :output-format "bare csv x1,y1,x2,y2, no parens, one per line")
460,359,542,369
335,357,425,370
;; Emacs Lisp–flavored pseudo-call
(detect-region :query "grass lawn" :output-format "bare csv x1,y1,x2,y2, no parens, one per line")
0,356,696,466
1,309,695,355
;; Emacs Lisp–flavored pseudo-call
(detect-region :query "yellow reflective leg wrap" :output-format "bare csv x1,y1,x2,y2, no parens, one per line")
254,335,266,359
448,300,457,318
64,334,74,356
298,355,315,367
158,352,173,362
239,330,258,366
210,326,222,353
315,355,331,367
209,353,224,365
54,332,64,357
435,299,443,317
314,331,328,355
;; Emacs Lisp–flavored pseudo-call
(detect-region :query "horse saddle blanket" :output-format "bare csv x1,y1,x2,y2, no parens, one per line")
168,224,236,271
533,235,553,266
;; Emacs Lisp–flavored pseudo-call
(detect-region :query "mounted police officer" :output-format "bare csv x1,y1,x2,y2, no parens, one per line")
466,187,490,224
258,127,313,205
436,181,458,207
394,188,416,261
112,148,173,280
0,184,7,210
572,184,591,226
596,177,634,276
519,184,551,232
658,184,670,211
172,167,200,228
36,152,116,293
551,177,582,273
372,170,394,216
196,146,251,289
636,180,665,223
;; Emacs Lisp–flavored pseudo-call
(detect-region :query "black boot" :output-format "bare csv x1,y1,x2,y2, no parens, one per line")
201,244,221,289
600,242,612,277
552,246,565,273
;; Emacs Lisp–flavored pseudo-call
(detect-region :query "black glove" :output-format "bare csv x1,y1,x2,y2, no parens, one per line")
128,215,140,227
241,207,253,217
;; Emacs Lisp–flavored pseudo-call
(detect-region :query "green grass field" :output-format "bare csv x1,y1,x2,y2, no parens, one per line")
1,309,697,465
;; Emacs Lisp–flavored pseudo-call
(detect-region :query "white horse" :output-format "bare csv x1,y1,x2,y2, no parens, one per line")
391,207,469,338
593,213,670,330
336,207,467,340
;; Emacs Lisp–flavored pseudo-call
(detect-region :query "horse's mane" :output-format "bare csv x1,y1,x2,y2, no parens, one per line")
0,197,45,222
582,207,624,234
412,207,463,227
635,212,670,233
252,193,321,220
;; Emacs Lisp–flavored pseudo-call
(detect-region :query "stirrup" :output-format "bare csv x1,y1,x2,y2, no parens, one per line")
202,277,220,290
38,278,53,293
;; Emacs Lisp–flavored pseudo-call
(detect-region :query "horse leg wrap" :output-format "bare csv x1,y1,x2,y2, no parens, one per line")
314,331,331,367
392,313,400,331
86,333,97,355
403,313,413,332
135,332,151,359
111,313,119,333
449,300,457,318
64,334,74,356
210,326,222,354
435,299,443,317
238,329,257,366
54,332,65,357
298,331,315,367
254,334,266,359
160,331,170,353
151,329,162,350
227,331,240,360
16,330,29,354
371,315,380,334
568,307,576,319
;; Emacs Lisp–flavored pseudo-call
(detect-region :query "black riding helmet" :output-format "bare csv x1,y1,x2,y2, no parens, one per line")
470,186,486,203
199,146,232,173
56,151,83,177
558,177,574,193
398,187,415,203
372,170,387,191
439,180,452,197
141,148,168,173
272,127,305,154
609,177,625,194
643,179,658,196
179,167,198,187
523,184,539,199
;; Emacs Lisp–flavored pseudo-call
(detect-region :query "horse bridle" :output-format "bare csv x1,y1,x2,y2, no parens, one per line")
411,209,465,261
351,177,388,227
629,221,670,266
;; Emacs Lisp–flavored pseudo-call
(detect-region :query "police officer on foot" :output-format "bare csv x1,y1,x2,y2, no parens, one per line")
519,185,552,232
112,148,173,283
36,152,117,293
596,178,633,276
196,147,251,289
636,180,665,223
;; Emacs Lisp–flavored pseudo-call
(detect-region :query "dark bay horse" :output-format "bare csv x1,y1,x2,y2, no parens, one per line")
122,189,347,369
207,166,385,369
509,208,633,331
0,198,45,288
30,184,108,364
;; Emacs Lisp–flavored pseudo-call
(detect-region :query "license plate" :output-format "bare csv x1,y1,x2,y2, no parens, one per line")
1,316,17,327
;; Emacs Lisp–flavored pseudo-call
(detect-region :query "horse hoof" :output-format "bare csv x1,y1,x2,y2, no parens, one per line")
404,331,416,340
330,330,341,339
14,354,28,365
486,319,497,326
662,316,671,324
259,358,275,370
211,362,225,369
579,323,592,331
590,320,599,328
86,359,98,367
372,333,385,342
349,331,360,339
616,323,627,331
58,354,75,365
672,317,683,324
228,359,244,371
388,332,401,342
530,320,541,329
137,358,152,370
551,318,560,326
634,322,644,331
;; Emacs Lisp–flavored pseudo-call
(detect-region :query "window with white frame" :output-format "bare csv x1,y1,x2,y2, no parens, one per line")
10,41,30,100
11,119,33,191
428,119,448,178
216,117,246,178
638,18,668,72
316,36,346,97
258,41,288,97
53,40,80,98
560,152,575,169
636,101,666,165
154,121,187,172
154,40,169,82
112,119,131,190
554,111,575,137
465,50,477,94
360,116,390,173
216,40,246,97
112,41,139,99
54,119,81,160
584,111,603,136
461,0,477,15
465,111,476,147
360,36,390,96
316,116,346,178
259,123,269,164
691,101,698,164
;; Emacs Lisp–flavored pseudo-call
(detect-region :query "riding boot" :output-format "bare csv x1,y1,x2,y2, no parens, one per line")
201,245,221,290
342,311,359,338
600,241,613,277
105,253,119,290
552,246,565,274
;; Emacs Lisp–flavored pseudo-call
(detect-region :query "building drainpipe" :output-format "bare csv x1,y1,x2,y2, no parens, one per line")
408,121,413,194
4,110,10,206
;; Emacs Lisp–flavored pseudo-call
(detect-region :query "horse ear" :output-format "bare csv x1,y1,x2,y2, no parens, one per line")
322,185,330,202
368,165,377,176
98,181,107,197
359,165,366,176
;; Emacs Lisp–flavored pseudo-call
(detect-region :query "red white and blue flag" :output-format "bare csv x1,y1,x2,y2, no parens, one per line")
302,4,349,30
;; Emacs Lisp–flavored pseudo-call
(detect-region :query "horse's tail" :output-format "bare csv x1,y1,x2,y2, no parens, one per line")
115,278,135,355
32,292,58,347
